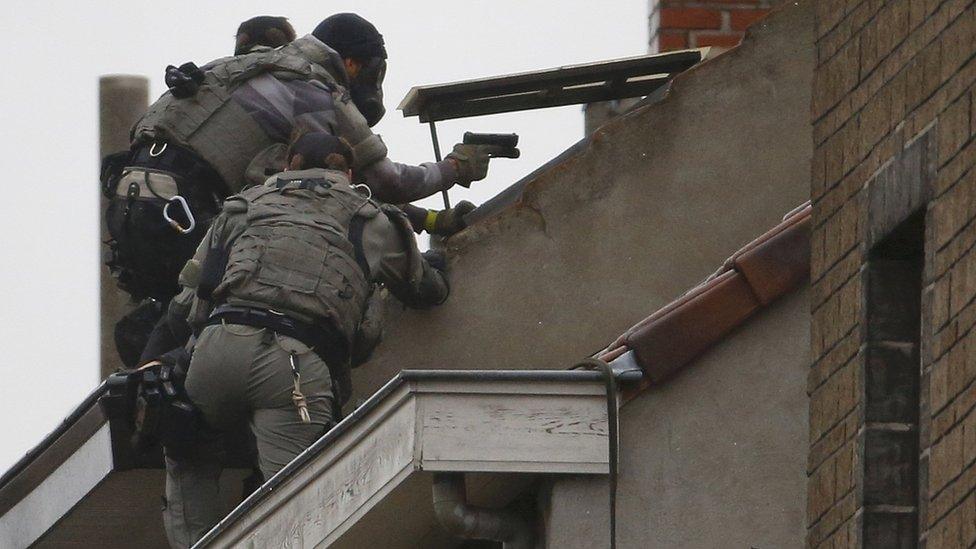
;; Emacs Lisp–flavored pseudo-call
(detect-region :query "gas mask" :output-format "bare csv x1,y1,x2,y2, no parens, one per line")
350,57,387,127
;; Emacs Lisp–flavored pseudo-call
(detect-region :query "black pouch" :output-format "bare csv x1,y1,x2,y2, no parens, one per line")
100,370,142,428
100,150,132,198
119,351,205,458
105,169,219,301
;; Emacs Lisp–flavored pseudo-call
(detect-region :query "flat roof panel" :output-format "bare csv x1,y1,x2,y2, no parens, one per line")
399,48,709,122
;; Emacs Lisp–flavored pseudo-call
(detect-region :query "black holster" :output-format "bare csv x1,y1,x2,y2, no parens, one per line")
99,348,205,459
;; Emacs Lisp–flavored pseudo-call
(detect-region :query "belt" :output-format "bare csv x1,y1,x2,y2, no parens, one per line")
206,304,352,407
208,305,319,350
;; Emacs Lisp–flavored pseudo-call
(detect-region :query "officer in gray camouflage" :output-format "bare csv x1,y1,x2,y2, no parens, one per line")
112,13,497,366
160,131,449,547
108,12,497,303
231,14,476,236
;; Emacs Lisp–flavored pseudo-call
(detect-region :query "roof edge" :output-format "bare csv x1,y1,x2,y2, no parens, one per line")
597,202,811,397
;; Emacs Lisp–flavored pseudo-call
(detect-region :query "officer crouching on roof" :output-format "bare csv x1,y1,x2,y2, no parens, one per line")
109,13,495,368
157,131,449,547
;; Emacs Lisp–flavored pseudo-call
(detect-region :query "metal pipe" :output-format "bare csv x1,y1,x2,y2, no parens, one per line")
431,473,534,549
428,121,451,209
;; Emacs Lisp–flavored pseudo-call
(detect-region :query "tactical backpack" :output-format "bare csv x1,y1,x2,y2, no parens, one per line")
102,36,345,302
103,160,222,301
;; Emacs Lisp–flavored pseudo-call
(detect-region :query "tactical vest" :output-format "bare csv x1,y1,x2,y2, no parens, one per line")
131,36,342,193
213,169,373,347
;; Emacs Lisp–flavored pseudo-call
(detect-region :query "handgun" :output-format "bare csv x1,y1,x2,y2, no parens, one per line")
463,132,521,158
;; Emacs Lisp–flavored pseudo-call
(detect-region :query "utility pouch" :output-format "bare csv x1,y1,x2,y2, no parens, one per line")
197,243,230,301
105,167,219,301
132,370,164,453
100,150,132,198
100,351,205,459
133,355,205,457
100,370,142,429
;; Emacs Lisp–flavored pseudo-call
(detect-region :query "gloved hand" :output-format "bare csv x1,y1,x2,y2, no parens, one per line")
410,250,450,307
352,285,386,367
421,250,448,272
445,143,509,187
426,200,477,236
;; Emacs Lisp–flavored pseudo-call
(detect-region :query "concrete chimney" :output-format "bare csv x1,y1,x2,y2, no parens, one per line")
99,75,149,379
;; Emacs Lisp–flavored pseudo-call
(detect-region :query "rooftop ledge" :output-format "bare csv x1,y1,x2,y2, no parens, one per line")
0,369,612,548
198,369,610,547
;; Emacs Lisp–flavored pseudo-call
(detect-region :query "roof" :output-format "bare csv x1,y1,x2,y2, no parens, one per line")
599,202,811,397
397,49,708,123
197,369,611,548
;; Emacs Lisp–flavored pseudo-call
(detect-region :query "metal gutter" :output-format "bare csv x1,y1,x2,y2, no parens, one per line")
0,381,107,492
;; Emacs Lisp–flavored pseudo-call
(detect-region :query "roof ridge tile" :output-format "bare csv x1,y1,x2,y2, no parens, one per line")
595,203,811,397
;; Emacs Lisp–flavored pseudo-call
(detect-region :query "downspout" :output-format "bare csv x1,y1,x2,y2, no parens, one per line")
431,473,535,549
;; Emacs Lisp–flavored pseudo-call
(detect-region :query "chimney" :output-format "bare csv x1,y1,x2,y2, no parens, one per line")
99,75,149,379
649,0,777,52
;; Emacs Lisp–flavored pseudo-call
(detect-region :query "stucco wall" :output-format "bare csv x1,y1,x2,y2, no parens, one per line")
544,287,810,548
352,0,813,404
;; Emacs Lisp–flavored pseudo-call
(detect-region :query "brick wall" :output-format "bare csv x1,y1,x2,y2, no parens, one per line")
809,1,976,547
649,0,781,52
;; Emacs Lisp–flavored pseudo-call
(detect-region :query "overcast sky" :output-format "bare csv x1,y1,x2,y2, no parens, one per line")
0,1,647,472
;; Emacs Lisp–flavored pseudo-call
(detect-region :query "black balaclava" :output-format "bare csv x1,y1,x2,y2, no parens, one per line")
313,13,388,127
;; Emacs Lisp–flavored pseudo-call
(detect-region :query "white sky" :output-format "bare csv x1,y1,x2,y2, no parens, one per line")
0,1,647,473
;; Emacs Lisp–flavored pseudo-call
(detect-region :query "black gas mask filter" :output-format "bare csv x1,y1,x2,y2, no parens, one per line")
351,56,387,127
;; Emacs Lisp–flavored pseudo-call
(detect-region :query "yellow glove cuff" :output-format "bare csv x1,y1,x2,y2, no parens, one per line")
424,210,439,233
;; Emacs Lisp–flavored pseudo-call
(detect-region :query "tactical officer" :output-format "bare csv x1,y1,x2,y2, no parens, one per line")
311,13,511,204
234,15,474,237
108,16,298,367
105,13,500,301
106,15,498,366
160,132,449,547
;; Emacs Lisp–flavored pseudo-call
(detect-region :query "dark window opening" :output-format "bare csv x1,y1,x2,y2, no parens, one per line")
862,210,924,548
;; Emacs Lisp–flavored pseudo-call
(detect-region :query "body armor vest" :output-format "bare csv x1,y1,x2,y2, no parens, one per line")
131,36,342,193
214,169,373,347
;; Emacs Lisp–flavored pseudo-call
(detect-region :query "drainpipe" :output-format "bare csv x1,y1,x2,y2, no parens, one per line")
431,473,535,549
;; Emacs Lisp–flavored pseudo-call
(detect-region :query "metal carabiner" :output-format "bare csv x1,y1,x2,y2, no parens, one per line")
163,195,196,234
352,184,372,199
149,142,168,157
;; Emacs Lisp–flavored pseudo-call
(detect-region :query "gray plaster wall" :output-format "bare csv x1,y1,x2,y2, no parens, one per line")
353,2,813,403
544,287,810,549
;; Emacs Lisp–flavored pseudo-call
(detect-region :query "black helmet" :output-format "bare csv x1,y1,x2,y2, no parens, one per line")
313,13,388,126
312,13,387,60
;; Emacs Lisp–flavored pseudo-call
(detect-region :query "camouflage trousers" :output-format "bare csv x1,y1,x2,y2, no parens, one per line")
163,323,335,548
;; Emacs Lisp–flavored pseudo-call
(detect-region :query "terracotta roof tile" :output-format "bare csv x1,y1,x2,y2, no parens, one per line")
626,270,760,384
597,203,810,394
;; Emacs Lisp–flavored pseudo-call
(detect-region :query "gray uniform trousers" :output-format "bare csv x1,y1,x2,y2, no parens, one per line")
163,322,335,548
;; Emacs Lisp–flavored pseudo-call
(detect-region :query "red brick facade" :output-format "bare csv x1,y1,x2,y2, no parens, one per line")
810,1,976,547
650,0,777,52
